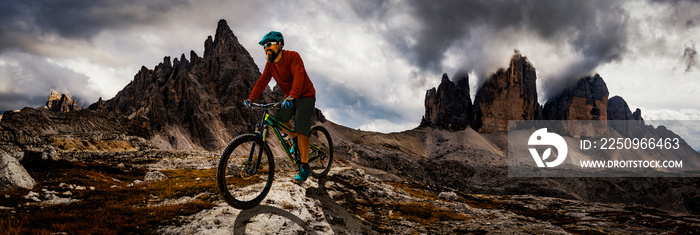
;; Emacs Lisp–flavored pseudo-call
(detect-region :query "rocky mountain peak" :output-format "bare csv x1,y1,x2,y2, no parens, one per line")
419,52,647,136
204,19,244,59
632,108,644,125
45,91,79,112
101,19,280,151
603,95,649,136
543,74,609,121
607,95,643,123
420,73,472,131
472,52,541,132
542,74,609,137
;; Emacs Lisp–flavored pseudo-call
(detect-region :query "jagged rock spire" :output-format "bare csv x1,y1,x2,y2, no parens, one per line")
421,73,472,131
99,19,280,151
472,53,540,133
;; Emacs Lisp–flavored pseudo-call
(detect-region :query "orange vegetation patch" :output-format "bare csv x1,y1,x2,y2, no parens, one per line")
387,182,439,200
51,138,136,152
388,201,473,225
0,157,217,234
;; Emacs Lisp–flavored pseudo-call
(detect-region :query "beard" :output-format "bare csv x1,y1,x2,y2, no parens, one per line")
265,49,280,62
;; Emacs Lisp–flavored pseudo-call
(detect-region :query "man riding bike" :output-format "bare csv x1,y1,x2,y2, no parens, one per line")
245,31,316,183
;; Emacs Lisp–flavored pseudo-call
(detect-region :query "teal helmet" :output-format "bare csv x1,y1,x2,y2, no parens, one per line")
259,31,284,46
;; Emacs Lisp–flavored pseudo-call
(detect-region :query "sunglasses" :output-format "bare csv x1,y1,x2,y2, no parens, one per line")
263,41,280,49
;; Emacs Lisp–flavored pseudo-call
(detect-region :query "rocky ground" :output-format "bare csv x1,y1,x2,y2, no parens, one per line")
1,111,698,233
159,165,700,234
3,149,698,234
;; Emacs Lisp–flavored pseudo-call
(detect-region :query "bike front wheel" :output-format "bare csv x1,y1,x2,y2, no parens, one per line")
217,134,274,209
308,125,333,178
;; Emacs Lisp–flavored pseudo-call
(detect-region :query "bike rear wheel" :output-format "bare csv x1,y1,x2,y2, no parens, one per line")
308,125,333,177
217,134,274,209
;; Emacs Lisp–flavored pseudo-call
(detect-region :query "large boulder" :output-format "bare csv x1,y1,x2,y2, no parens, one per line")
472,53,541,133
144,170,168,183
0,149,36,190
420,73,472,131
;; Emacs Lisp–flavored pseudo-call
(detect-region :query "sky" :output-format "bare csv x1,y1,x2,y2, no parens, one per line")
1,0,699,140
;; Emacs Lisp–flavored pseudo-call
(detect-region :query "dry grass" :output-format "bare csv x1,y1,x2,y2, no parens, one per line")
327,175,472,230
387,182,439,201
0,216,22,235
382,182,471,225
388,202,472,225
51,138,136,152
375,181,475,226
0,156,217,234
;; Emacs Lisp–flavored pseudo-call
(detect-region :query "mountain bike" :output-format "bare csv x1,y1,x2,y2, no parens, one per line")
217,101,333,209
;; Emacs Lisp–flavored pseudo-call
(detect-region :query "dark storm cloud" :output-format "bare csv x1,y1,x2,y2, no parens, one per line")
0,92,48,113
0,53,102,112
0,0,189,53
684,41,697,72
650,0,700,28
0,0,189,112
351,0,629,96
312,73,405,126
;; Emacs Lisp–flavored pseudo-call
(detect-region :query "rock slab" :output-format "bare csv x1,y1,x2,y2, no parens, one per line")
0,149,36,190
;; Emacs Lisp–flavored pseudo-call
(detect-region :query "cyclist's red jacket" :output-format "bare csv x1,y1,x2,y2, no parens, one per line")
249,50,316,101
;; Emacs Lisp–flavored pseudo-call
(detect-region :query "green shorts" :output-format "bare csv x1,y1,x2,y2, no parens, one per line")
273,98,316,137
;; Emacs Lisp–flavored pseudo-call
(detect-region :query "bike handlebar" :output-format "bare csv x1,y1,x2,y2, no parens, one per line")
248,102,282,110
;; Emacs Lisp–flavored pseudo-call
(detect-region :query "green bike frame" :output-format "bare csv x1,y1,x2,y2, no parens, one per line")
258,112,299,164
255,107,326,165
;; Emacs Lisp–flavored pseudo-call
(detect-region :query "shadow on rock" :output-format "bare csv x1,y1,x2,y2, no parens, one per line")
234,204,320,235
304,173,381,234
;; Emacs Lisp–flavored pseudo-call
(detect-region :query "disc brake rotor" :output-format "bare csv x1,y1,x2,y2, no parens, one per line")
240,160,255,180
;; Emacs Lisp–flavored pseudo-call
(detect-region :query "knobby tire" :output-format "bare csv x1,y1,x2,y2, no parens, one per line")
217,134,275,209
309,125,334,178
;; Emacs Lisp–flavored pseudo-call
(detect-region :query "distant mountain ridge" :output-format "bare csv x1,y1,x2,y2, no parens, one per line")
419,51,700,170
422,52,651,134
45,91,80,112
